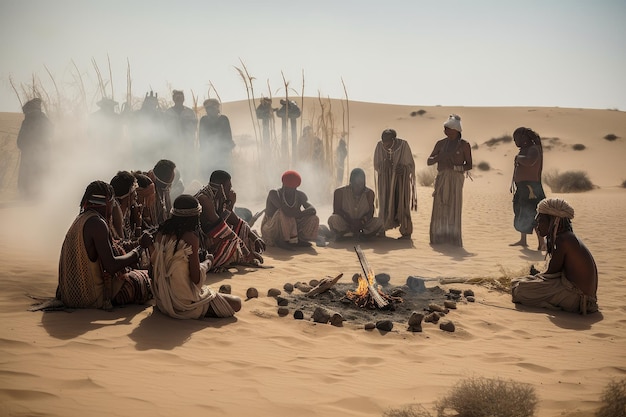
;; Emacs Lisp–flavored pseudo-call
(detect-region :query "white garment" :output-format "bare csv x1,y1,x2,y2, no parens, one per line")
151,237,233,319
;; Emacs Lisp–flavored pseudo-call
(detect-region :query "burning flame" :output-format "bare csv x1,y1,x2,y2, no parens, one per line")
348,273,374,298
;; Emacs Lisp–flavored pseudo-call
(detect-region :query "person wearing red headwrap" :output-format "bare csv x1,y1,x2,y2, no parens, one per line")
261,170,319,249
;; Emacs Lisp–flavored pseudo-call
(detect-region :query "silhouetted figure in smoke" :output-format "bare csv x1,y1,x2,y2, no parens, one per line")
335,135,348,187
16,98,53,199
297,126,323,167
199,99,235,179
275,99,300,163
255,97,273,148
129,91,165,166
89,97,123,169
165,90,197,183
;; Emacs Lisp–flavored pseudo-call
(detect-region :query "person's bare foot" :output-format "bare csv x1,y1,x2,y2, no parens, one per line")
509,240,528,247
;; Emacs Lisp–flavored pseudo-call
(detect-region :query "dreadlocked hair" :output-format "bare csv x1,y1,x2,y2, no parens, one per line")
132,171,153,188
545,216,573,257
157,194,201,253
514,127,542,150
80,181,114,210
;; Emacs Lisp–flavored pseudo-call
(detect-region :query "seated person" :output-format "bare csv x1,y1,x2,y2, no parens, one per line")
147,159,177,226
511,198,598,314
132,171,157,233
150,194,241,319
110,170,140,241
261,170,319,249
328,168,383,240
56,181,153,309
194,170,265,270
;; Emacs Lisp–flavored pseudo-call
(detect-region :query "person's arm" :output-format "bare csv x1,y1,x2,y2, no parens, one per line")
463,141,473,171
184,231,203,285
363,189,376,223
220,116,234,148
544,235,569,275
86,216,145,274
427,141,443,166
198,193,221,225
297,192,316,218
332,188,343,216
373,143,382,172
515,146,539,167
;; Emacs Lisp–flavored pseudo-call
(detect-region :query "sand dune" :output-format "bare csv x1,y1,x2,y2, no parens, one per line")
1,102,625,417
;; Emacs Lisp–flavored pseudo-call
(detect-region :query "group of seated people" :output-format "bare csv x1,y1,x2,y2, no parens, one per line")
55,158,598,320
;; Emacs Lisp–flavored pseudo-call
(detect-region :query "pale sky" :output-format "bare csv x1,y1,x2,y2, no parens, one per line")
1,0,625,112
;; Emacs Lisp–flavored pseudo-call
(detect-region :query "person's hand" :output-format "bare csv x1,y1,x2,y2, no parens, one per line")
253,237,266,253
139,231,153,249
228,190,237,208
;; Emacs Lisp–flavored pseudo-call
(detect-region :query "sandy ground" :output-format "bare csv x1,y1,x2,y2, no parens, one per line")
1,101,625,417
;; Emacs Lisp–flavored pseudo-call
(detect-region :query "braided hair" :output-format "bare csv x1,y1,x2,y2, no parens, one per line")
80,180,114,212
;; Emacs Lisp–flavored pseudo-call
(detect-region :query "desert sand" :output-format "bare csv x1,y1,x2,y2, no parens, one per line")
1,100,625,417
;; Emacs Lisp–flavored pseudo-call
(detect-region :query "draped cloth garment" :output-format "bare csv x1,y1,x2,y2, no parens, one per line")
151,236,236,319
430,169,465,246
511,272,598,315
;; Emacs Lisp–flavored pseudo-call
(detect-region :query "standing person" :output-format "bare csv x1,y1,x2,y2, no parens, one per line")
373,128,417,239
335,134,348,188
511,198,598,314
194,170,265,270
261,170,319,249
56,181,153,310
16,98,53,199
427,114,472,246
328,168,382,240
165,90,197,182
255,97,273,148
509,127,546,250
198,99,235,178
151,194,241,319
89,97,123,168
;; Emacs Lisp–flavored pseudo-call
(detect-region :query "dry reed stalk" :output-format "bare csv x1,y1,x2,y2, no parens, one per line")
8,76,24,109
234,61,261,158
207,81,222,103
107,54,114,102
280,71,291,162
341,77,350,181
125,59,132,113
43,65,61,116
91,58,107,104
70,60,87,112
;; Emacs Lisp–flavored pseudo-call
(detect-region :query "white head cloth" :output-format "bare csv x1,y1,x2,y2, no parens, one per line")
537,198,574,219
443,114,462,132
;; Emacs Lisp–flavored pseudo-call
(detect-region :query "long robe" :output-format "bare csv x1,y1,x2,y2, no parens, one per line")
373,139,417,236
16,111,52,198
430,169,465,246
151,236,236,319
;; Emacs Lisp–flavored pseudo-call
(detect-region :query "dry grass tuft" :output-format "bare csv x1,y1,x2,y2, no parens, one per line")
572,143,586,151
484,134,512,147
417,166,437,187
596,378,626,417
382,405,432,417
603,133,619,141
476,161,490,171
435,376,538,417
410,109,427,117
544,170,594,193
464,264,535,293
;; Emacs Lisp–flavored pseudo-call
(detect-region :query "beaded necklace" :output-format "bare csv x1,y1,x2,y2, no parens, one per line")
383,138,396,160
280,188,298,208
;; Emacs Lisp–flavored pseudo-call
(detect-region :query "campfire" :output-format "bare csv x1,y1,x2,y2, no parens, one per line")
344,246,402,310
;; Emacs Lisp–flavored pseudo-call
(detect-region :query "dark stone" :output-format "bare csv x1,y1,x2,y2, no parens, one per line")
449,288,462,295
466,296,475,303
406,276,427,293
330,313,344,327
424,312,440,324
375,273,390,285
267,288,282,297
277,307,289,317
407,311,424,332
246,287,258,299
312,307,331,324
352,273,361,284
440,320,455,332
293,310,304,320
283,283,294,293
375,320,394,332
444,300,457,309
218,284,231,294
309,279,319,287
463,289,475,297
276,296,289,306
428,303,446,313
364,322,376,330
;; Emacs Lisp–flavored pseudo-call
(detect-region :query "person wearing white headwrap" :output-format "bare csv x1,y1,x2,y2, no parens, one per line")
509,127,546,250
511,198,598,314
427,114,473,246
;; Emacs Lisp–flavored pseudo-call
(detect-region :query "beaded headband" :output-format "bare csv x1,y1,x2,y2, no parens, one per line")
171,204,202,217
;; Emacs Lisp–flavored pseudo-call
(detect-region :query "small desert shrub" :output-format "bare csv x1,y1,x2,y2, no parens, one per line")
543,170,594,193
596,378,626,417
417,166,437,187
572,143,586,151
621,179,626,188
476,161,490,171
410,109,427,117
435,376,538,417
472,143,479,150
484,134,512,147
604,133,618,141
382,405,432,417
